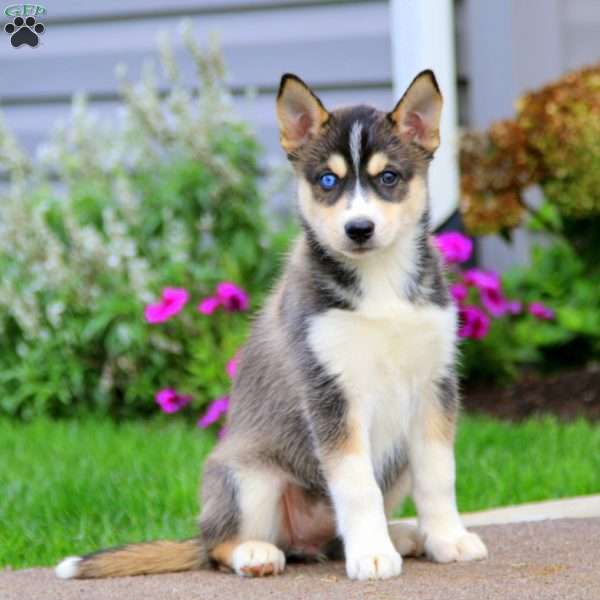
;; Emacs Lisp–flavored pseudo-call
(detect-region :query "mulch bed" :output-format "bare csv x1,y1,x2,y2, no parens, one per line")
462,365,600,421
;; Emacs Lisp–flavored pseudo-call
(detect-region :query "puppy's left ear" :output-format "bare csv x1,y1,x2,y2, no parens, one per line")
388,70,443,153
277,74,329,154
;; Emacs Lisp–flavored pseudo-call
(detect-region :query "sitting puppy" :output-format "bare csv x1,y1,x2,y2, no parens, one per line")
57,70,487,582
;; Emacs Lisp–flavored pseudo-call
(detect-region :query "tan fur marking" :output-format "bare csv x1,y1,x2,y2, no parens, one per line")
77,540,203,578
371,175,427,228
360,175,426,245
424,400,456,444
401,175,427,223
242,563,276,577
298,178,348,248
327,153,348,178
366,152,389,176
337,418,365,456
210,540,238,570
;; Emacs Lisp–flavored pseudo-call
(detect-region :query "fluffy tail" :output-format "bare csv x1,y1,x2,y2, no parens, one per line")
55,538,207,579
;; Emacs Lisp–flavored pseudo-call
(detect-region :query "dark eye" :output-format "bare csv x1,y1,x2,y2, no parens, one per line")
379,170,399,186
319,172,339,191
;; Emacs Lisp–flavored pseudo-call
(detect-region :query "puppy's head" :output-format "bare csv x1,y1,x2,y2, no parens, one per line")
276,71,442,259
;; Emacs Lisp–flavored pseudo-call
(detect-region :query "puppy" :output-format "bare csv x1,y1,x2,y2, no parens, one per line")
56,70,487,582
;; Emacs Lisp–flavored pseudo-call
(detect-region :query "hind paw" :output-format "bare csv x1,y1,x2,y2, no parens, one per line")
232,541,286,577
389,523,425,557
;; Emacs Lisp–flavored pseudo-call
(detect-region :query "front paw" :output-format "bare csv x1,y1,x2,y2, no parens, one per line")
346,549,402,580
425,530,487,563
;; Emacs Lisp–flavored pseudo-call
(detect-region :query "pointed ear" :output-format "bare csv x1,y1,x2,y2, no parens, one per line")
276,74,329,154
388,70,443,153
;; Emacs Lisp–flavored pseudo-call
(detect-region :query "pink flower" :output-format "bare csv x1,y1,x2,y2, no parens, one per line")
529,302,555,320
463,268,501,292
462,269,511,317
434,232,473,264
480,288,510,317
218,426,228,439
216,282,249,312
226,354,239,379
155,388,192,414
458,305,491,340
450,283,468,304
198,296,221,315
145,288,189,324
198,282,250,315
197,396,229,428
508,300,523,315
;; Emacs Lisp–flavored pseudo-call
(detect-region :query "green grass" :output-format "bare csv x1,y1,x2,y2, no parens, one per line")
1,415,599,569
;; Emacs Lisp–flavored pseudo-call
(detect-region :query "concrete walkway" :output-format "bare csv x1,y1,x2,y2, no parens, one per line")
397,494,600,528
2,517,599,600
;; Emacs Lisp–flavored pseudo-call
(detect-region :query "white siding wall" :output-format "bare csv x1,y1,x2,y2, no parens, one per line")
0,0,393,163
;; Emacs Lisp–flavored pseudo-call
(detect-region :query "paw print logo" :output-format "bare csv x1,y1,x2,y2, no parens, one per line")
4,16,45,47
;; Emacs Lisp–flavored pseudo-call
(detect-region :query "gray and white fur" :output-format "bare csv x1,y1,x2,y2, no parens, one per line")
56,70,487,582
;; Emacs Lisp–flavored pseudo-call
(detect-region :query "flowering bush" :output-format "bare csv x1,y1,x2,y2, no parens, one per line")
0,29,291,420
146,281,248,434
435,232,563,383
435,232,548,336
456,63,600,382
437,232,600,383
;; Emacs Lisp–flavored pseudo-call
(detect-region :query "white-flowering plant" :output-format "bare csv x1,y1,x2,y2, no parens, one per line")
0,26,289,419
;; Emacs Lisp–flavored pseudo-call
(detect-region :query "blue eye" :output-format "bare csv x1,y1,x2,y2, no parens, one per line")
379,170,399,186
319,172,339,190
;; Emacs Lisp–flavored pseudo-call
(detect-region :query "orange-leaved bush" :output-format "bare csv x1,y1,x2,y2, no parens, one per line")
460,63,600,235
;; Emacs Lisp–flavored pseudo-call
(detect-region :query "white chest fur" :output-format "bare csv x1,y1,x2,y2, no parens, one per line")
307,299,456,469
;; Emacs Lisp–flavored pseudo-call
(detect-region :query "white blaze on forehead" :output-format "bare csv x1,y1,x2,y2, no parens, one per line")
348,182,369,211
349,121,363,175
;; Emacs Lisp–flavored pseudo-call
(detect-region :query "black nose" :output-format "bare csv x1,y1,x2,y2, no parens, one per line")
345,218,375,244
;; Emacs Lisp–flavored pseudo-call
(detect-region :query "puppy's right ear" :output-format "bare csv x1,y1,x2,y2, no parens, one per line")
277,74,329,154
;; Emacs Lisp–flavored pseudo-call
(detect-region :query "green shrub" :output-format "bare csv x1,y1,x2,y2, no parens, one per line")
0,29,292,420
457,63,600,384
460,240,600,384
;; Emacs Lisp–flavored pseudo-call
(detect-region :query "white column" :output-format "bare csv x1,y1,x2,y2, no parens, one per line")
390,0,459,228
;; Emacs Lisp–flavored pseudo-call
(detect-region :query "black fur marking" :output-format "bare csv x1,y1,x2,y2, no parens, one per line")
436,374,459,418
303,222,357,290
279,282,351,452
408,209,451,308
199,462,240,544
274,224,361,452
427,263,451,307
323,537,345,560
302,220,359,311
262,409,329,497
273,254,353,453
298,104,426,206
377,446,408,494
224,319,330,497
301,350,349,451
